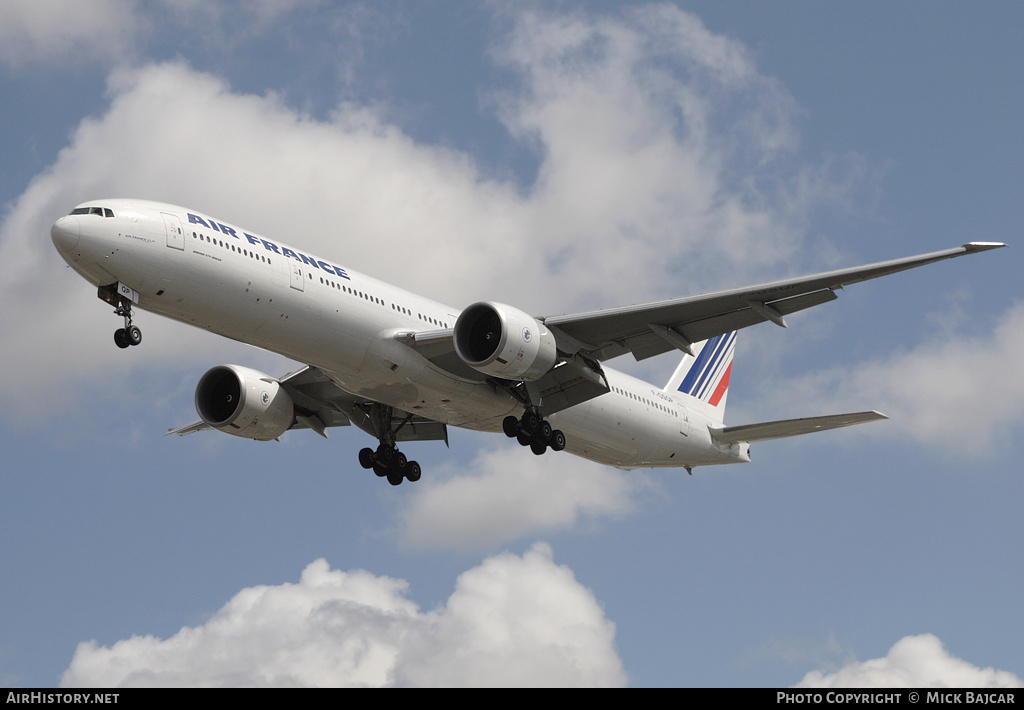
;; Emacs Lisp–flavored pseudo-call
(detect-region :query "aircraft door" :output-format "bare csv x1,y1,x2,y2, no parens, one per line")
161,213,184,250
289,261,305,291
677,405,690,437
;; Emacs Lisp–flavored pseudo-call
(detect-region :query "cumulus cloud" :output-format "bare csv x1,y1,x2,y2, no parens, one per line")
0,0,317,69
0,0,140,68
61,544,626,687
795,634,1023,688
490,5,810,299
757,301,1024,454
399,445,646,551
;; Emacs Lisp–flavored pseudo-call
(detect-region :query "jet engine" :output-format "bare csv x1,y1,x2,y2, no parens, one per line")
194,365,295,440
453,302,557,381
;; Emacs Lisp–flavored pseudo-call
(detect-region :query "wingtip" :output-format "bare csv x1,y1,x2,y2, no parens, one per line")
963,241,1008,252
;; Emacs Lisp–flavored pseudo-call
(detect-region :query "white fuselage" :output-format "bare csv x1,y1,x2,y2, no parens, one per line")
51,198,747,469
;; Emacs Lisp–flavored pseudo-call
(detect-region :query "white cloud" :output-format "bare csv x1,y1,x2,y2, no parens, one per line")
795,634,1023,688
0,0,141,68
490,5,809,298
755,301,1024,454
61,544,626,687
0,0,318,69
399,445,646,551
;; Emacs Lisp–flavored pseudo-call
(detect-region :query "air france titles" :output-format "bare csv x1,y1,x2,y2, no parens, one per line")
187,213,350,280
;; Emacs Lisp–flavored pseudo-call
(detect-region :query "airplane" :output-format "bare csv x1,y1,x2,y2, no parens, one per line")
50,199,1005,485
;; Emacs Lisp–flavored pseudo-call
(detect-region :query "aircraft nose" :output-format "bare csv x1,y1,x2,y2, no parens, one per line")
51,215,80,252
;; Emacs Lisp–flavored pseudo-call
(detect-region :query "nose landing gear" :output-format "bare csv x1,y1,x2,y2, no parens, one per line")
100,283,142,349
113,302,142,349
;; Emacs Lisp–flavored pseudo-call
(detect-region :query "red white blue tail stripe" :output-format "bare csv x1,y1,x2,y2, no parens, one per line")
675,331,736,408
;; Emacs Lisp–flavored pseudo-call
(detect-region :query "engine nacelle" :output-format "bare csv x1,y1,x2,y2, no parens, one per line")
453,302,558,381
194,365,295,441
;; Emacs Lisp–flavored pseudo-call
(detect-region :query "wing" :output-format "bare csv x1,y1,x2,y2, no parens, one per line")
399,242,1004,416
543,242,1006,362
167,365,448,444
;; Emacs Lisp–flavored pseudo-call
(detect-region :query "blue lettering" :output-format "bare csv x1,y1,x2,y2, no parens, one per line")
192,219,347,278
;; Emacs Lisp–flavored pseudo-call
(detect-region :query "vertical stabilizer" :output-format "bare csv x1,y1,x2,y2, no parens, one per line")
664,331,736,423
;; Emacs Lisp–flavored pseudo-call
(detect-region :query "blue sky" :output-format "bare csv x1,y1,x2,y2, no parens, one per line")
1,1,1022,688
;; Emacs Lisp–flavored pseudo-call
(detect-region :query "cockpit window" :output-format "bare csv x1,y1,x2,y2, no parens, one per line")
69,206,115,217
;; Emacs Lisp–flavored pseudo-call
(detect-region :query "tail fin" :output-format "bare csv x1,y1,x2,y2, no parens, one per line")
664,331,736,423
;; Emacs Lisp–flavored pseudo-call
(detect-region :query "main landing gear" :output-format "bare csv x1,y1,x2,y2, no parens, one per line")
356,404,421,486
113,300,142,349
503,411,566,455
358,444,422,486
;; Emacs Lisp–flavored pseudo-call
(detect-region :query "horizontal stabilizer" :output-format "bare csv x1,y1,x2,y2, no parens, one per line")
709,410,887,444
166,420,212,436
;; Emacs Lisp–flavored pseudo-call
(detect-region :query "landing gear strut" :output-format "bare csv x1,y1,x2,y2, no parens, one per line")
356,405,421,485
503,411,566,455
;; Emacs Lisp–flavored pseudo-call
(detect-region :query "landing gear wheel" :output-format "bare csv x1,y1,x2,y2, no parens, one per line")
549,430,566,452
530,440,547,456
372,462,388,477
520,411,540,435
114,328,129,349
538,420,553,443
406,461,422,482
125,325,142,346
502,415,521,438
386,471,404,486
358,448,375,469
376,443,394,466
517,432,532,447
392,451,407,473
